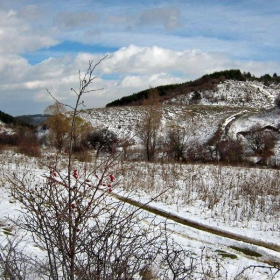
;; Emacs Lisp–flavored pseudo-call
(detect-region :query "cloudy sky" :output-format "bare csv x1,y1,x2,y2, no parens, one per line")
0,0,280,116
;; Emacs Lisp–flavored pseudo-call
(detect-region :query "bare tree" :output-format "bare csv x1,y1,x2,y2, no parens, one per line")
44,102,71,151
216,137,244,164
244,124,277,164
138,87,162,161
166,125,189,162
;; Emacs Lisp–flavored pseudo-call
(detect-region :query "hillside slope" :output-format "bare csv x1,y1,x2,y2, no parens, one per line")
168,80,280,109
106,69,280,107
80,77,280,165
80,105,257,145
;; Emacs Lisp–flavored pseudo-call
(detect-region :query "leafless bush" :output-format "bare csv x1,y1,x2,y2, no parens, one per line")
0,132,20,146
243,124,277,163
15,128,41,158
159,224,197,279
216,138,244,163
166,125,189,162
0,234,47,279
235,264,280,280
18,140,41,158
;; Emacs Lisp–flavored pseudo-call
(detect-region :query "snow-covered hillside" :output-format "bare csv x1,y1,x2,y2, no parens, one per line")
80,105,247,145
79,79,280,156
168,80,280,109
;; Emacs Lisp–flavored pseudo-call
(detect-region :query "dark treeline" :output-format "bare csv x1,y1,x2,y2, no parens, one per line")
106,84,178,107
0,110,34,128
0,110,17,124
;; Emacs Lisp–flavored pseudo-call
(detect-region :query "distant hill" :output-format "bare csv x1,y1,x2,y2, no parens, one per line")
15,114,50,126
0,110,32,127
106,69,280,107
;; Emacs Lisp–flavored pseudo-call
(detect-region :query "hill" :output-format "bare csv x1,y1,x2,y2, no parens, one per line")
106,69,280,107
15,114,50,126
0,110,33,127
80,71,280,165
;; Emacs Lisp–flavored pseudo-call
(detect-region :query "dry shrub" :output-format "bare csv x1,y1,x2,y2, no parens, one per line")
74,150,92,162
0,133,20,146
18,143,41,158
0,143,4,153
139,267,158,280
18,136,41,158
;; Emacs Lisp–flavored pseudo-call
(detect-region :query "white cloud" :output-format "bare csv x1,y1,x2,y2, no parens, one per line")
0,7,58,54
0,54,30,81
120,73,184,89
55,11,99,30
139,7,180,29
18,5,43,20
100,45,232,78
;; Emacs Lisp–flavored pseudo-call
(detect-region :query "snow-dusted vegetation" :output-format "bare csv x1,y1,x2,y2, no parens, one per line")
0,151,280,279
169,80,280,109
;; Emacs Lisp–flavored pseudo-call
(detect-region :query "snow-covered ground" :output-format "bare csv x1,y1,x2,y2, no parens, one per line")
0,151,279,279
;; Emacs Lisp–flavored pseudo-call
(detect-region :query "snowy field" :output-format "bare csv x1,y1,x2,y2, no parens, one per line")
0,150,279,279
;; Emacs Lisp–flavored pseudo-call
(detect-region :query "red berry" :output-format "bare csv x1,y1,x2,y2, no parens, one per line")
109,174,115,182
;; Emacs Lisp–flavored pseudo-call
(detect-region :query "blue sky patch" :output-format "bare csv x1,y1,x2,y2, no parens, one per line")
23,41,119,65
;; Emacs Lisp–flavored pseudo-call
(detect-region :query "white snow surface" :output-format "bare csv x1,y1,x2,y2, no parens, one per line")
0,151,279,279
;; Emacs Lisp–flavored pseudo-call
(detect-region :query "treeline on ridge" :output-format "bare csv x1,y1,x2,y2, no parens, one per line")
0,110,33,128
106,69,280,107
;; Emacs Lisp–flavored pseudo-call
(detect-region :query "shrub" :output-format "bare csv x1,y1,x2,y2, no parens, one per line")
85,128,118,158
17,132,41,158
216,138,244,163
274,93,280,107
0,132,20,146
190,91,202,104
18,141,41,158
